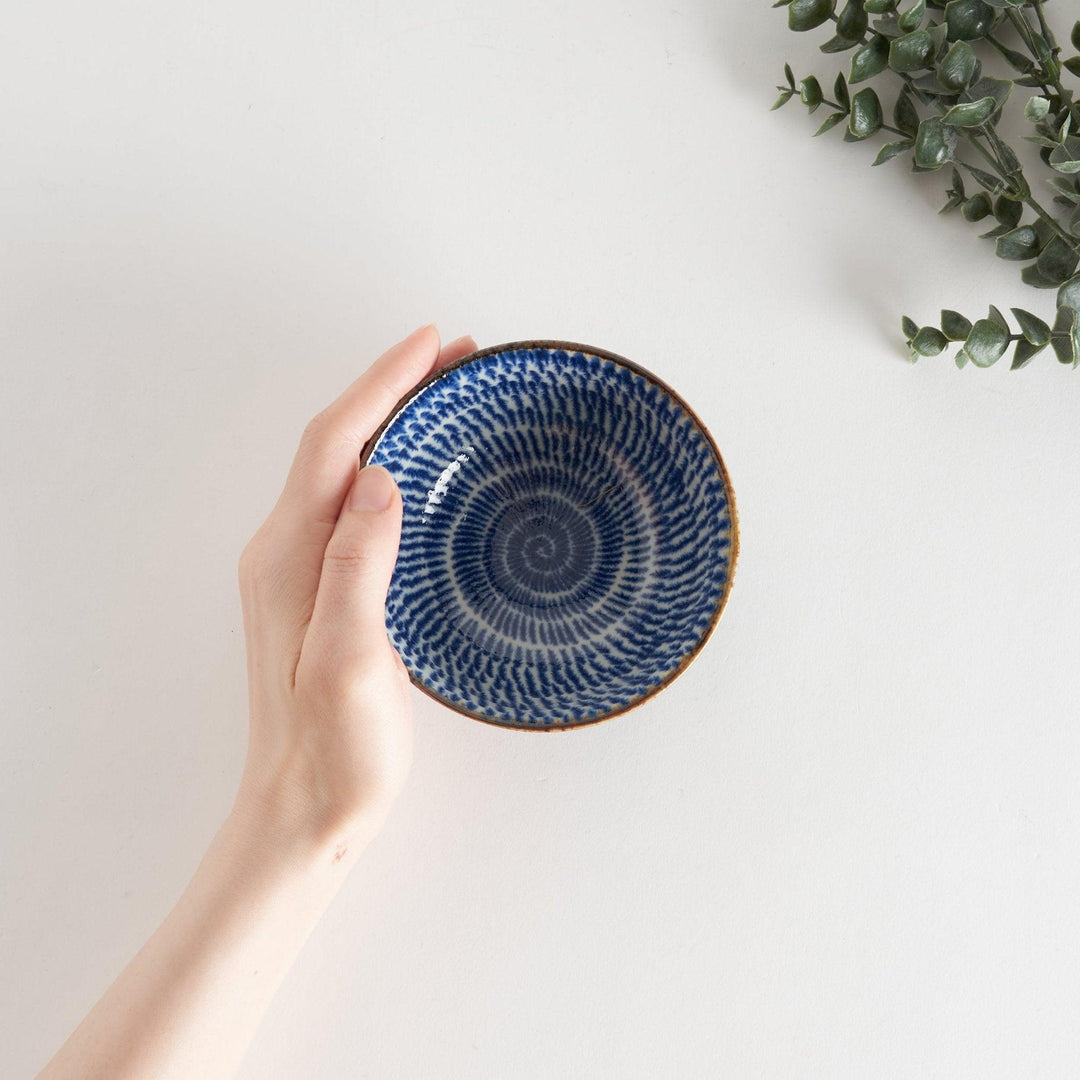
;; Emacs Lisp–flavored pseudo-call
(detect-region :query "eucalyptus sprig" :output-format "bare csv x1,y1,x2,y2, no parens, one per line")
772,0,1080,367
903,273,1080,367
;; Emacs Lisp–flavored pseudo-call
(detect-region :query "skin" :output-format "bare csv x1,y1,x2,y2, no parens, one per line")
38,324,479,1080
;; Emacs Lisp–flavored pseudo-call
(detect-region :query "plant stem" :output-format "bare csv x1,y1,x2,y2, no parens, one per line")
1012,4,1080,128
1007,7,1044,62
816,15,1080,255
1003,333,1068,340
1030,1,1055,50
978,122,1080,252
986,33,1054,96
815,94,908,137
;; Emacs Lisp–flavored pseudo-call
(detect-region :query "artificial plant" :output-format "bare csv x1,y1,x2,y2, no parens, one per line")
772,0,1080,367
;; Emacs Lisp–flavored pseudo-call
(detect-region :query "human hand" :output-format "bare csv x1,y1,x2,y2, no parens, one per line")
234,324,478,852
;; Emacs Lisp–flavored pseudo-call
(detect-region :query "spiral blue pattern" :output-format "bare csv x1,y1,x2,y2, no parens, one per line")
365,344,736,728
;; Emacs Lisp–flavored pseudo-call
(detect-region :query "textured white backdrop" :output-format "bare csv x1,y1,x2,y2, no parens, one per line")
3,2,1079,1077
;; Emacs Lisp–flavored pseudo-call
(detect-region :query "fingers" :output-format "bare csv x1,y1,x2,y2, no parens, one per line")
435,334,478,371
241,325,475,683
299,464,404,678
279,324,443,529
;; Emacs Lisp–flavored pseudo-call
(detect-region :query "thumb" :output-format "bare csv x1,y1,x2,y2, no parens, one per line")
304,464,403,669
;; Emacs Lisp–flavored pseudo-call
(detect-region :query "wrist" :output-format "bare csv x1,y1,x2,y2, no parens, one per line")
228,767,390,876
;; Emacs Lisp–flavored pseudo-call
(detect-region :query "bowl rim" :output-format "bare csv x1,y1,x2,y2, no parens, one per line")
358,339,740,732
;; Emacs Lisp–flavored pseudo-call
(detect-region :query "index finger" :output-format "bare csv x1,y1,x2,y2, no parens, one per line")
279,323,442,528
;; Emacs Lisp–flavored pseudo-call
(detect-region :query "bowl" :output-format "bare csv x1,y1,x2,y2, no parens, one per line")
360,341,738,729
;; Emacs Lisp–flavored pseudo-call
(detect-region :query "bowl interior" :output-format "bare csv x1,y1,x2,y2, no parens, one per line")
366,344,735,728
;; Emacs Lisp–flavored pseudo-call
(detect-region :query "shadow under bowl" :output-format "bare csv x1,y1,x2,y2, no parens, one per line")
360,341,738,730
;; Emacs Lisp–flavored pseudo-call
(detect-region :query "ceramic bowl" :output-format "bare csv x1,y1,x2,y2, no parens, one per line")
360,341,738,729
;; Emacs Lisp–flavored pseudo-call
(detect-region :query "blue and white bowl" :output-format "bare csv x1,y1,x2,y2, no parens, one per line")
361,341,738,729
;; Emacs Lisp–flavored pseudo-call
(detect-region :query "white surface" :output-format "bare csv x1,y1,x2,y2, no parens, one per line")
3,3,1079,1077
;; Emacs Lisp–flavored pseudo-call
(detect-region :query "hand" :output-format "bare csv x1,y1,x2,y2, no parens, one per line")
38,324,481,1080
233,324,478,851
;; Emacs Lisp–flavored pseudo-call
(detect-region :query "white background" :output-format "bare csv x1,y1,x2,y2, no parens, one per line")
3,2,1079,1077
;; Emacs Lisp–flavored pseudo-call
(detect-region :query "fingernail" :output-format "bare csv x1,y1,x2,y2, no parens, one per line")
350,465,396,511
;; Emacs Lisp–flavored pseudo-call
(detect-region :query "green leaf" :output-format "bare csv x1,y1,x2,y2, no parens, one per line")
940,95,997,126
941,309,973,340
837,0,869,39
941,167,967,211
772,90,795,110
964,164,1007,195
1030,31,1053,65
1051,306,1077,365
913,117,958,168
834,72,850,111
898,0,926,32
800,76,824,110
993,195,1022,228
909,72,961,98
987,304,1009,331
937,39,977,90
949,166,965,200
848,87,884,138
814,111,848,135
1048,179,1080,203
967,76,1012,115
821,34,859,52
850,34,891,83
928,20,949,60
996,140,1022,179
889,28,934,71
1049,138,1080,175
994,225,1041,260
894,89,920,135
1023,96,1051,122
1010,337,1045,370
788,0,836,31
1022,263,1060,288
1036,235,1080,286
1063,57,1080,78
1059,273,1080,312
1071,20,1080,53
873,139,915,164
864,0,897,12
944,0,996,41
955,348,970,368
785,63,796,89
961,192,992,220
967,75,1009,102
902,315,920,340
991,41,1037,75
963,318,1009,366
1010,307,1051,346
1035,217,1058,245
873,14,903,38
912,326,948,355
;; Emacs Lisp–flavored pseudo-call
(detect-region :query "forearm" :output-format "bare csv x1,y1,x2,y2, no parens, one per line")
38,788,379,1080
